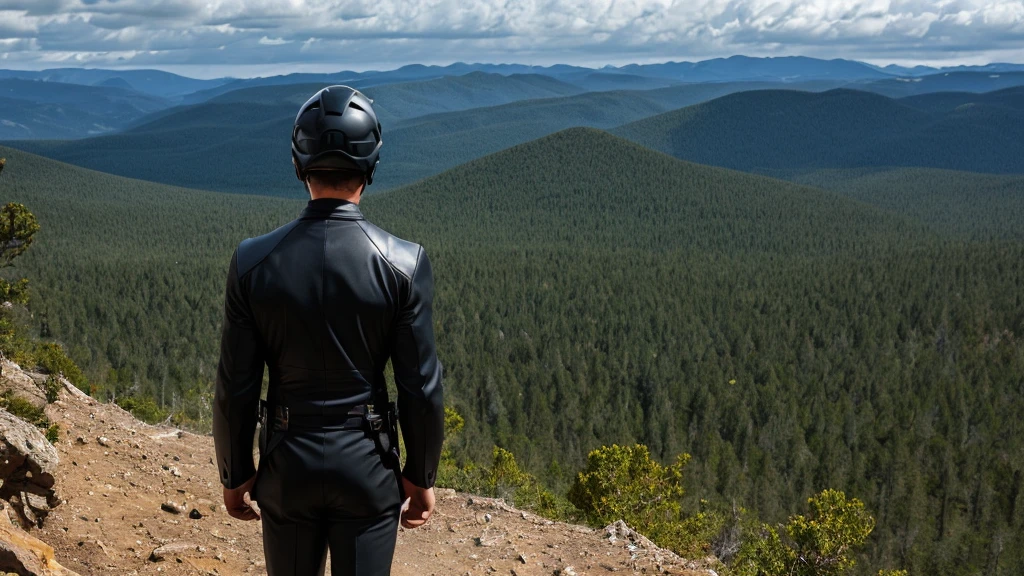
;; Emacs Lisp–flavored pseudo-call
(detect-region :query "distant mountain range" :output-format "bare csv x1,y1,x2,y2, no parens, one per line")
9,80,1023,195
5,77,838,194
3,56,1024,140
0,68,229,99
3,55,1023,102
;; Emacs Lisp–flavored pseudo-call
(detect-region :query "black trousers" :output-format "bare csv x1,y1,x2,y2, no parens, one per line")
253,426,403,576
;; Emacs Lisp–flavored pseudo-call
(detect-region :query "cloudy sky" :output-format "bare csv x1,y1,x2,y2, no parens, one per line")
1,0,1022,78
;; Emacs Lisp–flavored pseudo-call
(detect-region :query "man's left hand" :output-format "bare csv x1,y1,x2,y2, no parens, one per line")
223,475,260,521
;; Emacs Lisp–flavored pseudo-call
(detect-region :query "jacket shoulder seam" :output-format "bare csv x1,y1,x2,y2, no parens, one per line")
237,219,302,278
356,220,418,282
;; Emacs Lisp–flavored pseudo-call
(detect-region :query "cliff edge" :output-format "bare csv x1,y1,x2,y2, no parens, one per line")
0,358,712,576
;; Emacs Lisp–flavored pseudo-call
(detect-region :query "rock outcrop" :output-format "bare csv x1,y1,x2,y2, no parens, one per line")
0,501,79,575
0,361,48,411
0,406,60,529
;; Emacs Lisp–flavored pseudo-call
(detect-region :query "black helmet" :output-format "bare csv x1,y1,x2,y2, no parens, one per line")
291,85,382,185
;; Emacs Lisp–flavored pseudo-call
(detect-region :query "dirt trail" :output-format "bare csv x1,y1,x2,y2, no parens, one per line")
31,383,710,575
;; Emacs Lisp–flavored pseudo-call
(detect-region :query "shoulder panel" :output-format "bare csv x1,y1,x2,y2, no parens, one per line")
236,219,303,278
356,220,421,280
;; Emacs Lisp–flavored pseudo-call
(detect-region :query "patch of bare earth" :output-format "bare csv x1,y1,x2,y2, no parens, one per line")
34,384,711,575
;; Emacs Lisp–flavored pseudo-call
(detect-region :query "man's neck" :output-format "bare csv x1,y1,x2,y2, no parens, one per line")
308,187,363,204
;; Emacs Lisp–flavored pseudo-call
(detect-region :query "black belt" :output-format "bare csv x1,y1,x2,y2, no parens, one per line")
261,402,381,432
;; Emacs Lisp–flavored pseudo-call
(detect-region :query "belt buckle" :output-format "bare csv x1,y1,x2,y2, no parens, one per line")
365,410,383,431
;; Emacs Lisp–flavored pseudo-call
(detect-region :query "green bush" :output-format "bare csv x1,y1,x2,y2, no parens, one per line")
569,444,688,531
567,444,727,558
0,306,35,365
0,202,40,267
44,376,61,403
0,391,47,427
34,342,88,391
733,489,878,576
435,407,574,519
0,278,29,305
169,379,214,431
45,423,60,444
115,395,168,424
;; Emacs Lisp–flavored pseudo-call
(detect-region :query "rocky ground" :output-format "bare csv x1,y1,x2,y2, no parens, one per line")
2,359,713,575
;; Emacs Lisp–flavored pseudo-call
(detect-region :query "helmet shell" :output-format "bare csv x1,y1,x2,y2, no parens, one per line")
291,85,382,184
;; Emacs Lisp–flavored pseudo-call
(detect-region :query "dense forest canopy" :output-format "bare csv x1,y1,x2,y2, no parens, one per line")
1,128,1023,575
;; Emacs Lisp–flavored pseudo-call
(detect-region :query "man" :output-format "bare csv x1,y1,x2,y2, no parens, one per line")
212,85,445,575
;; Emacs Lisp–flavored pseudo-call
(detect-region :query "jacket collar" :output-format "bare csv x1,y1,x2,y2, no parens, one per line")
299,198,365,221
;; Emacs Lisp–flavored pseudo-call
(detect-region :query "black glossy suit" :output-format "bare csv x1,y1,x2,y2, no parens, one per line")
212,198,444,576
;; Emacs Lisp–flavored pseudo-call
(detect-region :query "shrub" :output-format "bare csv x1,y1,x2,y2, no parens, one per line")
44,376,61,403
116,395,168,424
0,278,29,305
45,424,60,444
0,202,40,266
34,342,88,391
0,391,47,427
569,444,688,530
733,489,878,576
435,406,574,519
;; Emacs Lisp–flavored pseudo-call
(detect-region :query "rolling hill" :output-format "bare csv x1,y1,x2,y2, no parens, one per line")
199,72,585,122
858,71,1024,97
179,63,592,104
0,68,230,99
175,56,898,103
366,128,923,252
618,55,891,82
374,81,835,188
4,79,829,195
897,86,1024,114
0,79,172,139
1,73,585,195
613,88,1024,175
787,166,1024,242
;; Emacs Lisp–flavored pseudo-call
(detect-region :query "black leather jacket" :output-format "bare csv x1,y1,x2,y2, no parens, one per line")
212,198,444,490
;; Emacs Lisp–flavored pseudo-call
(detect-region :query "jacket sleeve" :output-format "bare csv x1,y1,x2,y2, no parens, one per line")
391,247,445,489
212,249,265,489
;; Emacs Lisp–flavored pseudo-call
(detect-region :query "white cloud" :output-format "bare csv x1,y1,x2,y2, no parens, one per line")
0,0,1020,74
258,36,290,45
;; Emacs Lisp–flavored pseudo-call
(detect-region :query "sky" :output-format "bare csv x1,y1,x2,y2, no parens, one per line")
1,0,1022,78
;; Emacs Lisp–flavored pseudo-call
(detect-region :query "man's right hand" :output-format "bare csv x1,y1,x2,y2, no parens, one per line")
223,474,261,521
401,476,435,529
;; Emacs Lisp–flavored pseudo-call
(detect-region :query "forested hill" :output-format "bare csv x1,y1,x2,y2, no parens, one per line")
898,86,1024,115
786,167,1024,242
364,127,927,254
0,78,172,139
3,131,1024,575
360,82,831,189
613,88,1024,175
3,73,586,196
200,72,586,122
3,79,808,196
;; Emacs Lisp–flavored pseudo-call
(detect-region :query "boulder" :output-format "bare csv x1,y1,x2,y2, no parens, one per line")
0,409,60,528
0,502,80,575
0,361,47,411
